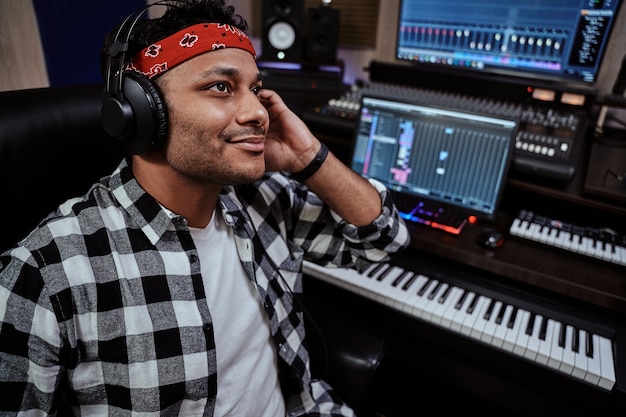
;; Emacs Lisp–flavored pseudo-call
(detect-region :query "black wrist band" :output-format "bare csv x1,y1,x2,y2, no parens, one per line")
291,142,329,182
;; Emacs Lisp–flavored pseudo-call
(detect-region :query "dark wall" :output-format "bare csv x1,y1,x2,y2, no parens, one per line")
33,0,145,86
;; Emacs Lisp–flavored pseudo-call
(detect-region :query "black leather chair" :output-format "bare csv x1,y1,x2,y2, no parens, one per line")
0,83,386,415
0,83,125,253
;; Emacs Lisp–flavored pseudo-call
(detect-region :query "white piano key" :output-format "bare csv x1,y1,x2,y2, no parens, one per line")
509,218,523,236
572,329,588,380
428,283,451,324
546,227,558,246
536,318,555,365
461,295,487,337
527,223,542,242
512,310,531,356
537,226,550,243
560,230,573,251
380,270,415,310
407,279,439,319
552,230,569,250
580,236,594,257
524,314,543,361
480,301,503,344
492,304,514,349
584,334,602,386
559,325,575,375
450,291,475,333
598,335,616,390
370,266,405,304
470,297,492,340
599,242,614,262
440,287,465,329
422,282,448,322
547,321,564,370
613,246,626,265
395,275,429,314
432,284,454,327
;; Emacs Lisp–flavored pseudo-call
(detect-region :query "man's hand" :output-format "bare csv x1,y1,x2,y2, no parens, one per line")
259,89,321,174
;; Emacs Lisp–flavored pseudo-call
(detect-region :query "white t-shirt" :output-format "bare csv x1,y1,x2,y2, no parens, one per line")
189,211,285,416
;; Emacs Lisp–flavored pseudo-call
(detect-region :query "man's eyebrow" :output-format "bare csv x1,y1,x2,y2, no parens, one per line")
200,66,241,78
197,66,263,83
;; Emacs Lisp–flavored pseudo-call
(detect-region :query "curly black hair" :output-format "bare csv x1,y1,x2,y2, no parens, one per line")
101,0,249,78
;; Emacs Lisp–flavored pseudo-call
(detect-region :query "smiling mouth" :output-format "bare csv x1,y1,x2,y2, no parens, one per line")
230,138,265,153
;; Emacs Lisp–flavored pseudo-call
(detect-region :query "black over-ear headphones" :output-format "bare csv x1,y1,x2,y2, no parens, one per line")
101,1,171,155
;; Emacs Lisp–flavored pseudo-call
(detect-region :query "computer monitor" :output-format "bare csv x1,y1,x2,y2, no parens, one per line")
396,0,623,87
351,96,518,232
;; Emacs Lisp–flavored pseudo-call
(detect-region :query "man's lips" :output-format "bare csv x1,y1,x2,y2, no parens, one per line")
229,136,265,152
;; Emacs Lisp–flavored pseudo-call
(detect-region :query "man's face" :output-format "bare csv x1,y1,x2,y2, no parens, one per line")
157,48,269,186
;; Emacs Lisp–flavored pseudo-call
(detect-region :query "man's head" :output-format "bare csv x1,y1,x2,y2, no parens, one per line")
101,0,258,156
101,0,269,189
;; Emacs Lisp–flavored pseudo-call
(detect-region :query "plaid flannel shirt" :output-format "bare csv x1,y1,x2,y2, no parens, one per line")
0,158,409,416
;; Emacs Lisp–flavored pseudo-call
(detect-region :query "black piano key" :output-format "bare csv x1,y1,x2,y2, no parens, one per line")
465,293,478,314
526,313,536,336
427,282,442,300
401,273,419,291
572,327,580,353
438,285,452,304
376,265,394,281
585,332,594,358
494,303,507,325
507,306,518,329
367,263,388,278
417,279,433,297
538,317,548,340
392,271,411,287
558,322,567,348
454,290,468,309
483,299,496,320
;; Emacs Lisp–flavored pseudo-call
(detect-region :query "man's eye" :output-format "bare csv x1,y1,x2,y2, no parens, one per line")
251,86,262,95
208,82,229,92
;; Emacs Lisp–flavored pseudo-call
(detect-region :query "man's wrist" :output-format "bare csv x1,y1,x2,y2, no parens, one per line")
291,142,329,182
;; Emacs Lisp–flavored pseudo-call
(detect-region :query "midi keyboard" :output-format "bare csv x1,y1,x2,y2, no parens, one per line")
509,210,626,267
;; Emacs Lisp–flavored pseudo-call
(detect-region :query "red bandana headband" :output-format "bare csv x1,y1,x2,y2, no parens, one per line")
127,22,257,79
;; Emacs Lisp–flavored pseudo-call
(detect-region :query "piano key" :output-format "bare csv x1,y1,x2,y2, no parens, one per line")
408,279,439,319
397,275,429,314
492,304,514,349
450,291,476,333
423,282,449,322
512,310,532,356
572,329,589,380
480,301,503,344
559,325,575,375
584,334,602,385
547,321,564,370
302,260,617,390
440,287,465,329
370,266,405,304
470,297,493,340
510,211,626,267
524,314,543,361
536,318,556,365
461,295,488,337
430,284,455,325
598,335,617,390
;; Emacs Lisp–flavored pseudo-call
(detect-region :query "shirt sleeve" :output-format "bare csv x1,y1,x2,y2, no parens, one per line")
0,248,62,415
293,178,410,270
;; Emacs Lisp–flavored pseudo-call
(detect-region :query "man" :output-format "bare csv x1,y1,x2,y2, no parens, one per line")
0,0,409,415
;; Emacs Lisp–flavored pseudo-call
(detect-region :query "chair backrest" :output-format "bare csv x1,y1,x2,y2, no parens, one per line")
0,83,126,253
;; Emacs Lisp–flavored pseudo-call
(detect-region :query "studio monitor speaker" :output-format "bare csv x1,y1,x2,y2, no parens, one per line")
262,0,304,61
305,6,339,63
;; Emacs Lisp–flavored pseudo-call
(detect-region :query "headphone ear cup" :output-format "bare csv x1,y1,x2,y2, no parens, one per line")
101,71,168,154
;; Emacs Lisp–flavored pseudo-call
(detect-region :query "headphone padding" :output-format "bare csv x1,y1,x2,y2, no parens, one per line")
118,71,168,154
